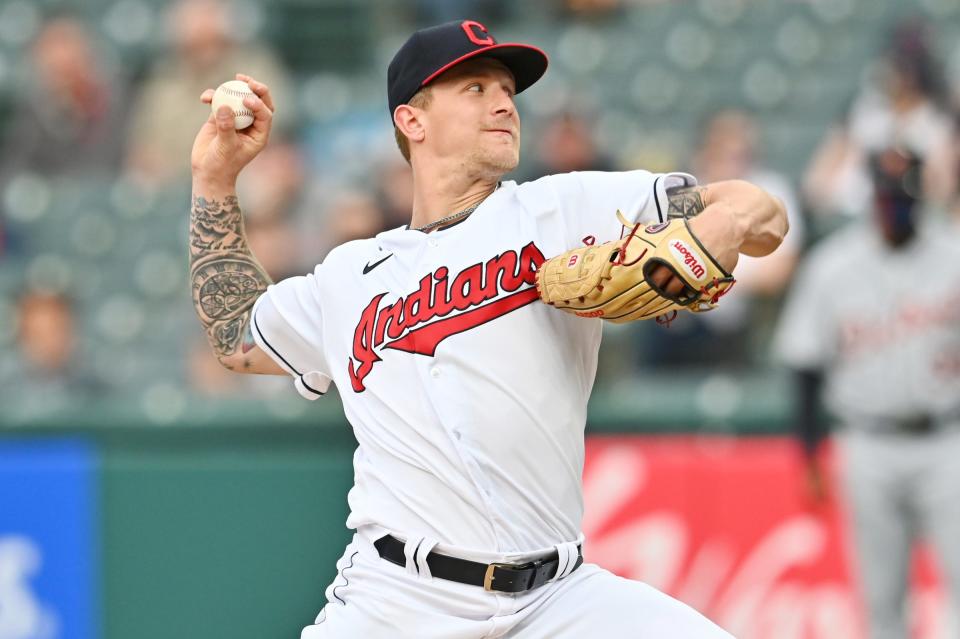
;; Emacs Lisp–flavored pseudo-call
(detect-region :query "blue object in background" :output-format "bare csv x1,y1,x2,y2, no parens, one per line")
0,439,99,639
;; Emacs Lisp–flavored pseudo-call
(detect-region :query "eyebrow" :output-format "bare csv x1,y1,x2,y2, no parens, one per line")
454,67,516,91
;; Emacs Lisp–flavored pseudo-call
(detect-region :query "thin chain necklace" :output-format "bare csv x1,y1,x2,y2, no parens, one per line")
412,203,480,233
411,184,499,233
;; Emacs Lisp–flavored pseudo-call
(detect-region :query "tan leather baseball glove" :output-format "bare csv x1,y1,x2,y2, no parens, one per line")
535,212,735,323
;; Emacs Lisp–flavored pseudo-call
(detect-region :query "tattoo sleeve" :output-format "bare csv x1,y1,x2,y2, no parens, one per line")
665,185,708,220
189,194,271,363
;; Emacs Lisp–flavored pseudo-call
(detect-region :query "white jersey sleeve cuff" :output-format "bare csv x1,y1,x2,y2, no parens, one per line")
650,172,697,223
294,372,332,400
250,293,332,400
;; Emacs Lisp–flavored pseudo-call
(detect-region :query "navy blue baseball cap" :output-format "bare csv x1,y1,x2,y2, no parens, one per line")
387,19,548,120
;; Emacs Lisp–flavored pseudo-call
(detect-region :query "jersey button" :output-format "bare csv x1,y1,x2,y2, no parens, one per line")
428,239,439,248
430,367,441,378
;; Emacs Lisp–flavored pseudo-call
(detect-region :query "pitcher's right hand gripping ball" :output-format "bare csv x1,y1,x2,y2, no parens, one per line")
535,212,735,323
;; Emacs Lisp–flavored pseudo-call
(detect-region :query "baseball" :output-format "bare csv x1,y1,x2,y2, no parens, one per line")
211,80,255,129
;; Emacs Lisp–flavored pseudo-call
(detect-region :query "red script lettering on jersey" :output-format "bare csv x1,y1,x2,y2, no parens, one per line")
348,242,546,392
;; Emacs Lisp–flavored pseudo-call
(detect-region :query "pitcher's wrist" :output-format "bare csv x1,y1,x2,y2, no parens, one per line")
191,172,238,198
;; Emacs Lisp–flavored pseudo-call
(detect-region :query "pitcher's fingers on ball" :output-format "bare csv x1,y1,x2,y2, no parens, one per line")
236,73,275,112
200,88,215,104
665,277,686,296
649,265,670,289
242,94,273,128
649,265,685,297
215,105,238,131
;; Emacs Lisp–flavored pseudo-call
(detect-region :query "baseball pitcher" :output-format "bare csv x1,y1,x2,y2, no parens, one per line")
189,20,787,638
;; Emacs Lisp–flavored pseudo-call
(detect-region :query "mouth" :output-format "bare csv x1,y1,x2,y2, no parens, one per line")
485,129,515,139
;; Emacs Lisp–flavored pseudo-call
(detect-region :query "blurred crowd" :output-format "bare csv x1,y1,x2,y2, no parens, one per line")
1,0,960,423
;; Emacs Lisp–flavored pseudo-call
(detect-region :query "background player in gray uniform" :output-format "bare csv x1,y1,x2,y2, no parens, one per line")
774,147,960,638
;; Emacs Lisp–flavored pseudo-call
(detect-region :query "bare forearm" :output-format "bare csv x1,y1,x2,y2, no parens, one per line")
189,180,271,366
703,180,787,256
667,180,788,257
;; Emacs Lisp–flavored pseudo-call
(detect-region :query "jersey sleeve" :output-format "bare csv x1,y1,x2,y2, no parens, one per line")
519,170,697,247
771,253,835,371
250,265,333,400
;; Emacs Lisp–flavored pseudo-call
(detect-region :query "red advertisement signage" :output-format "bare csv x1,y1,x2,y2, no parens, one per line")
582,436,950,639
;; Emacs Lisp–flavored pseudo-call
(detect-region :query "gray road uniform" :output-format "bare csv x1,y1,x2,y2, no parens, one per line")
773,219,960,638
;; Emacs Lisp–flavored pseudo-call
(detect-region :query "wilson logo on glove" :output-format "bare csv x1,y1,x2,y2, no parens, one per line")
668,240,707,281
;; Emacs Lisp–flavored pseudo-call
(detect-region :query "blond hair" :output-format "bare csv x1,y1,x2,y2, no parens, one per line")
394,88,432,164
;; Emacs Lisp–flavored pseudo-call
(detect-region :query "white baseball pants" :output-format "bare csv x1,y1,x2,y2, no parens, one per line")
300,532,733,638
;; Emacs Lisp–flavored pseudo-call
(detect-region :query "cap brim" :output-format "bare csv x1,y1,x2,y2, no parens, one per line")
420,43,549,95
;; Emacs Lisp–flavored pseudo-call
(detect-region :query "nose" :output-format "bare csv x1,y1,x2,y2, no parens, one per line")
492,86,515,117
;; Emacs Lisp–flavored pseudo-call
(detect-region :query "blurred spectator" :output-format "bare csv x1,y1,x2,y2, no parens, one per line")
640,109,803,368
125,0,293,187
236,140,309,279
0,15,129,178
318,190,385,257
0,289,106,421
803,18,955,220
523,111,614,181
690,110,803,297
947,35,960,113
413,0,510,24
948,120,960,226
245,212,303,282
562,0,622,17
775,148,960,639
185,333,290,399
374,158,415,231
238,140,307,224
186,334,244,396
241,209,298,280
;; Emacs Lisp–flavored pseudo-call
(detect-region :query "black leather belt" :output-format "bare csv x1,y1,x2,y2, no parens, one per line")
892,414,936,435
868,409,960,436
879,414,947,435
373,534,583,593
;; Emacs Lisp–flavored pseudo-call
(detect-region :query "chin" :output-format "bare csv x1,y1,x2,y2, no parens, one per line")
493,146,521,170
495,154,519,173
470,147,519,177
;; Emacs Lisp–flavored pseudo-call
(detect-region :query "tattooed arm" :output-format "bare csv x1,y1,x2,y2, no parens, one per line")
189,74,284,375
190,190,284,374
667,179,788,259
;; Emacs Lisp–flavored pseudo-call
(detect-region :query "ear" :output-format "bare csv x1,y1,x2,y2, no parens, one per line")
394,104,426,143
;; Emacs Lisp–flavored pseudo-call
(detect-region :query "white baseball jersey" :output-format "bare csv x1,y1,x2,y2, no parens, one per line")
773,219,960,426
250,170,693,555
